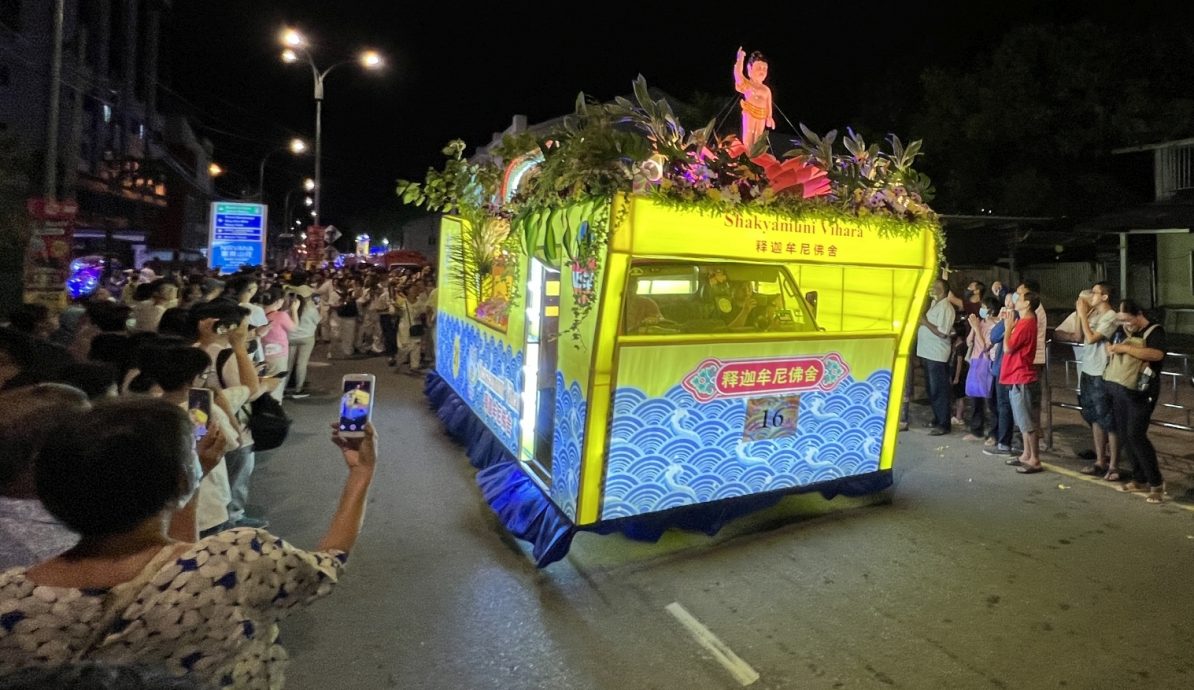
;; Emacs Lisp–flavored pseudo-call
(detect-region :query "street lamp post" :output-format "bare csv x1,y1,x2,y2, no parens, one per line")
257,138,307,202
282,184,315,239
281,29,382,228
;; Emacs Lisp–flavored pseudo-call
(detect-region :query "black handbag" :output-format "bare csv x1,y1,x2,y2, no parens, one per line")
247,394,291,452
405,304,425,337
214,349,292,452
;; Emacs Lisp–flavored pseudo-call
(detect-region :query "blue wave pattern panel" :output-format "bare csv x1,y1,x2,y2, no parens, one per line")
601,370,892,520
550,372,586,521
435,313,524,454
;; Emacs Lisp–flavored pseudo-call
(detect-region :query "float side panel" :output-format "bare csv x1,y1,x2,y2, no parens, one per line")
433,216,528,456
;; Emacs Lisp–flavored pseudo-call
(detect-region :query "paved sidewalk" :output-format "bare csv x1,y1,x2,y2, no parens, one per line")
906,398,1194,505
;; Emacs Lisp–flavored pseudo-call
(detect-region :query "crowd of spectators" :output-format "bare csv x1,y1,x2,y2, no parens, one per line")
0,261,435,686
915,274,1169,504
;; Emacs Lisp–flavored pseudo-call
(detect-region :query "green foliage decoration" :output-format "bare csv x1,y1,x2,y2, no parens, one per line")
396,141,520,321
396,75,943,341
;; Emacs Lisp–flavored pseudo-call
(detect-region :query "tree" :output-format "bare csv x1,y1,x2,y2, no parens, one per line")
910,21,1194,217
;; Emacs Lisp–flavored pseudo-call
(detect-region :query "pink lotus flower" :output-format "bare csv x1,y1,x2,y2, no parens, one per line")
725,138,830,199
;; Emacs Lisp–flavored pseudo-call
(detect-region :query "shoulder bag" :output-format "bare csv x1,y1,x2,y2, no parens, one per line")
1102,324,1160,391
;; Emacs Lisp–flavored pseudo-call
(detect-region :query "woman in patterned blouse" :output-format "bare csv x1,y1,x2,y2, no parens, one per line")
0,398,378,689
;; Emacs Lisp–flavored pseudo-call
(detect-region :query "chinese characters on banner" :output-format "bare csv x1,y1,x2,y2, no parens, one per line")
754,240,837,258
305,225,326,267
24,198,78,310
681,353,850,403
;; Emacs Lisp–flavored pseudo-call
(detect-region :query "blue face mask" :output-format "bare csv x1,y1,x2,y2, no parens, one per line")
979,307,990,319
1010,292,1020,305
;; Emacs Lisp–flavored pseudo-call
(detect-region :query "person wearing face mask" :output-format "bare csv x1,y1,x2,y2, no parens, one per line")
1103,299,1167,503
948,279,985,319
961,296,1002,442
917,278,956,436
1055,283,1121,478
0,399,379,689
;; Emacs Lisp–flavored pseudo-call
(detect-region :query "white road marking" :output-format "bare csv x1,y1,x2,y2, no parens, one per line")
665,602,760,686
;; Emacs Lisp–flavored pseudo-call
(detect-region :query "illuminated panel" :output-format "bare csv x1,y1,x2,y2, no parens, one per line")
628,196,928,268
601,336,897,520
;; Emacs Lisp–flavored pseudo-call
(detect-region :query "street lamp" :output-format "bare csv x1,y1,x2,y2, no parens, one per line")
303,177,316,192
257,138,307,201
279,27,383,227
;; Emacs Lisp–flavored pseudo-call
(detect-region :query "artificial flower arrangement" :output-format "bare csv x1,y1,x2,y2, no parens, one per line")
397,75,940,338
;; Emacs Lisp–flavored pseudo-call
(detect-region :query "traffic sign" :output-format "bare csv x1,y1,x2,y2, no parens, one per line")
209,202,267,273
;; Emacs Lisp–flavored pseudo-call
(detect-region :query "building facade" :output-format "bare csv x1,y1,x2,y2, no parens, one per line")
0,0,213,275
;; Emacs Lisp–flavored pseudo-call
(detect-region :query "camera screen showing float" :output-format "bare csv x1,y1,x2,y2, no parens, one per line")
405,57,941,565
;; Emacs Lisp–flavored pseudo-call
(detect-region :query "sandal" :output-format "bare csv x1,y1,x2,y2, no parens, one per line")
1016,464,1044,474
1145,491,1165,504
1117,481,1147,494
1079,463,1108,476
1102,469,1121,482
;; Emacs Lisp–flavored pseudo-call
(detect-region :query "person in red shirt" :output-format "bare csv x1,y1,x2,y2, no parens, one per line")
999,290,1041,473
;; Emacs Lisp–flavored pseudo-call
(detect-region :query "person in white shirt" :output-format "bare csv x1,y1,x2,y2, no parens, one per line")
917,278,956,435
135,343,235,537
1055,282,1121,478
394,282,428,375
131,280,178,332
355,277,389,356
313,271,336,343
224,276,271,367
424,278,438,367
191,301,275,528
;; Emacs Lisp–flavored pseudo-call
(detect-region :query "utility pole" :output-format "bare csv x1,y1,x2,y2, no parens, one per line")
44,0,65,200
63,29,88,199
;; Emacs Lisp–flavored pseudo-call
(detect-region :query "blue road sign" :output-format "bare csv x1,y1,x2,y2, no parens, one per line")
209,202,267,273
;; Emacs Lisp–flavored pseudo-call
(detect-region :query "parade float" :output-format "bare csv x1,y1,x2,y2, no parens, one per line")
399,57,941,567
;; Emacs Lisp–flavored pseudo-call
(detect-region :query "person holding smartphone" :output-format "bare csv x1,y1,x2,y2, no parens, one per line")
260,288,297,403
0,399,378,689
191,302,272,529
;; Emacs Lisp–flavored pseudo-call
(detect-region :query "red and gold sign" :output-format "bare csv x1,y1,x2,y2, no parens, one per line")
681,353,850,402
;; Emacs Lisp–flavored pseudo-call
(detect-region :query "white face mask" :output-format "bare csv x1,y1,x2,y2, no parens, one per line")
1010,292,1020,305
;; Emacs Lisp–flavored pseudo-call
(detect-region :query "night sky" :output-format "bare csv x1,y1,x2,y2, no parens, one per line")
160,1,1184,230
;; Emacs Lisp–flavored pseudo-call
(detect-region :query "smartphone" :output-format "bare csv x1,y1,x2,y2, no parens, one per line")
338,374,376,437
269,370,289,379
188,387,213,440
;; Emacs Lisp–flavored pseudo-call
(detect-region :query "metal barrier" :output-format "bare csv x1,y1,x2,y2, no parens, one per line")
1044,338,1194,450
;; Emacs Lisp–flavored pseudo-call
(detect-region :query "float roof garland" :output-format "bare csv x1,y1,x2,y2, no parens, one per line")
397,74,940,245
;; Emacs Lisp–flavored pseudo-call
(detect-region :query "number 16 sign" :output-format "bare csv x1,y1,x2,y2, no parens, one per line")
743,395,800,442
